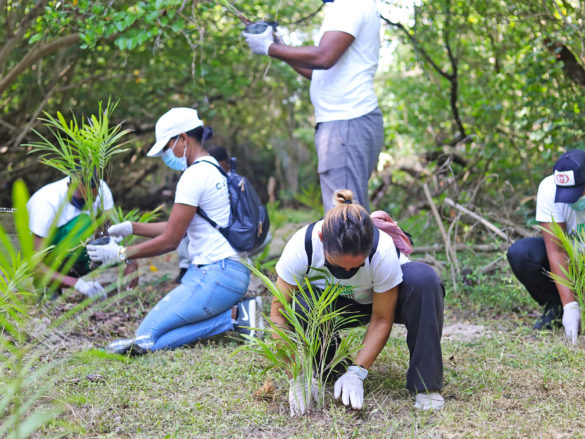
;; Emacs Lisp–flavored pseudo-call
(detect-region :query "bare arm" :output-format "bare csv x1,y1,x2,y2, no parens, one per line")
271,277,297,333
355,286,398,369
131,221,168,238
125,204,194,259
269,31,354,71
33,234,78,289
541,222,575,305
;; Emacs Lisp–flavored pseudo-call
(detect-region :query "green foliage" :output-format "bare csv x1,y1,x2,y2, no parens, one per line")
236,264,361,412
25,99,130,209
293,183,324,217
0,181,65,437
109,205,163,245
543,221,585,331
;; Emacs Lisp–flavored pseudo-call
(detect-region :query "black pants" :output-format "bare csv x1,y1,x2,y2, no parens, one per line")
507,237,561,307
296,261,444,393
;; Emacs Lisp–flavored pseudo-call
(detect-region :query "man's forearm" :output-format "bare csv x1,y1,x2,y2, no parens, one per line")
269,44,334,70
131,221,167,238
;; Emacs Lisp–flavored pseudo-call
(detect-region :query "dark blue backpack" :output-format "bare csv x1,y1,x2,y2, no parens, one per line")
195,160,270,252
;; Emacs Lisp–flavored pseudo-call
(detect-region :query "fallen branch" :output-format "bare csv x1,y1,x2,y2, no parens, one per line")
423,183,459,292
444,198,509,241
479,255,506,274
492,217,536,238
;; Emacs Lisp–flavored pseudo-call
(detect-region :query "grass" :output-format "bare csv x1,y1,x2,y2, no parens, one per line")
14,207,585,438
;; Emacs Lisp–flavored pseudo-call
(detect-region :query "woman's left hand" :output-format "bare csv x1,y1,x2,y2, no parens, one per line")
87,239,124,264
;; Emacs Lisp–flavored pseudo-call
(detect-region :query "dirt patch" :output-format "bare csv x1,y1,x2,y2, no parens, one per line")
442,322,489,342
391,321,489,343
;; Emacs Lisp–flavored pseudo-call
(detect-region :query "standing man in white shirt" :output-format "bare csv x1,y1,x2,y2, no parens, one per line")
507,149,585,344
243,0,383,212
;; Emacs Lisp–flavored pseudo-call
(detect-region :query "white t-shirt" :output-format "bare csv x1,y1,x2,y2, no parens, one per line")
27,177,114,238
175,156,237,265
310,0,380,123
275,221,403,305
536,175,585,235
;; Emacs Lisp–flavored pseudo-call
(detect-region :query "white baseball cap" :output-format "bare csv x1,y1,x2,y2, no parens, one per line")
147,108,204,157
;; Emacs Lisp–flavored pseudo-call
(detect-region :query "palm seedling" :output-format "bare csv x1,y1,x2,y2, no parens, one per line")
236,265,362,415
25,98,130,213
543,221,585,333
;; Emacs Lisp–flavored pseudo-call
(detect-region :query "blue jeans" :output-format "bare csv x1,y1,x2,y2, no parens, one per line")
135,258,249,350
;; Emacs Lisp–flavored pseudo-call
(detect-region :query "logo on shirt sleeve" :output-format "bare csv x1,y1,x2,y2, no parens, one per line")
554,170,576,186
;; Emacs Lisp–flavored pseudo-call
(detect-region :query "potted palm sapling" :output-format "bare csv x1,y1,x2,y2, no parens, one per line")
236,266,362,416
26,99,130,216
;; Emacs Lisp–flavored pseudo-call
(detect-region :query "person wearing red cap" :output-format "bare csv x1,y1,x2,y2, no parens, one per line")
507,149,585,344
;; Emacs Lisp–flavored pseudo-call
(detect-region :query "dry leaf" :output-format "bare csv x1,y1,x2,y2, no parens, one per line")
253,378,275,401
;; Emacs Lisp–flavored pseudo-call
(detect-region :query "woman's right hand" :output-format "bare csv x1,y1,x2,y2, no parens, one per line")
108,221,133,238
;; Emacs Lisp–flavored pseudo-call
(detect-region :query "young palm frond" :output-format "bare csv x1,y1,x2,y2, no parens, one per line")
543,221,585,332
236,264,362,412
25,99,131,212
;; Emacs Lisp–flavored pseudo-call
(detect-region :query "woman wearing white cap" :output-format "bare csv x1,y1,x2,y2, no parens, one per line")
87,108,260,354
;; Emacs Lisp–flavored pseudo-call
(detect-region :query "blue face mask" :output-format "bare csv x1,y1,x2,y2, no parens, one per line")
161,137,187,171
323,0,334,2
570,195,585,212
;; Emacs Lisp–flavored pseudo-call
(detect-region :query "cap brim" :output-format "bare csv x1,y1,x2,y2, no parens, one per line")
147,138,169,157
555,184,585,203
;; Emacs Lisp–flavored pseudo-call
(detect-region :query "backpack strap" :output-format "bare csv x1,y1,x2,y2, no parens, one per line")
192,159,228,231
304,222,317,275
369,227,379,263
193,158,228,177
304,222,380,275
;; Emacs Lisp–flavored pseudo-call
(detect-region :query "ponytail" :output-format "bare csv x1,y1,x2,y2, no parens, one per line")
321,190,374,257
185,125,214,146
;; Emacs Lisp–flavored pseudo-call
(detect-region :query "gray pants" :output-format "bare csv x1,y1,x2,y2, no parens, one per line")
315,107,384,213
296,261,444,393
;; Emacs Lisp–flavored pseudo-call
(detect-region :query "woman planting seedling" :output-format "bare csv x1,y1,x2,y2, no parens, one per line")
270,190,445,415
87,108,260,354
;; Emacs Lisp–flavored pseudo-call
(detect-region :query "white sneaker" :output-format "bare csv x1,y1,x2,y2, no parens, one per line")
236,297,264,339
414,392,444,411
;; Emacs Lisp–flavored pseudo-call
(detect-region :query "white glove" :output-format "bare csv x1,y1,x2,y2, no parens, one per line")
74,278,106,299
108,221,133,238
288,375,318,417
87,239,124,265
242,26,274,56
334,365,368,409
563,301,581,345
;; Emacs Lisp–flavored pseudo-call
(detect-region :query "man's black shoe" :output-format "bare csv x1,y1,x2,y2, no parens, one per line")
533,304,563,330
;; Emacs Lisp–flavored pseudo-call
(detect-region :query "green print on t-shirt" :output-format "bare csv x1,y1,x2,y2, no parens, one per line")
338,286,355,300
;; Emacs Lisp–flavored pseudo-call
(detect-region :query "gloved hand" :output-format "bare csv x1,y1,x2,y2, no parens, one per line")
74,278,106,299
108,221,133,238
242,26,274,56
334,365,368,409
563,301,581,345
288,374,318,417
87,239,124,265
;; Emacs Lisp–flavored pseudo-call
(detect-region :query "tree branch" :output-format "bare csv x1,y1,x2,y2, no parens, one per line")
0,0,50,71
544,39,585,87
380,14,452,81
443,0,466,138
0,33,79,95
